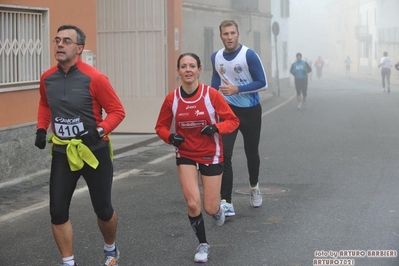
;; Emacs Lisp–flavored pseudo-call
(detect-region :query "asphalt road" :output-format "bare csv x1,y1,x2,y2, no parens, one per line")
2,73,399,266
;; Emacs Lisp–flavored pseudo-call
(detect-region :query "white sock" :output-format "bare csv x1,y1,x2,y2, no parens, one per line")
215,206,222,217
104,242,116,252
251,183,259,189
62,255,75,266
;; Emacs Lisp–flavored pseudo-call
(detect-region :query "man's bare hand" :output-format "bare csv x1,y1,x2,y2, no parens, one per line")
219,79,239,96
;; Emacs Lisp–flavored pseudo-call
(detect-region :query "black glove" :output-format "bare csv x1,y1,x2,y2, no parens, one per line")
34,129,47,149
76,128,100,146
201,124,218,136
168,133,185,148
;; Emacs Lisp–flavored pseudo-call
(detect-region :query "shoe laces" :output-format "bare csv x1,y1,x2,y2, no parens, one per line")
212,213,221,220
197,244,210,254
251,188,260,195
103,249,119,266
104,255,118,266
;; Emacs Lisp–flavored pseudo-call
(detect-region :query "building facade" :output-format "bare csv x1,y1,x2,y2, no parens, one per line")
326,0,359,75
181,0,272,91
376,0,399,73
0,0,272,184
358,0,377,75
270,0,290,93
325,0,399,77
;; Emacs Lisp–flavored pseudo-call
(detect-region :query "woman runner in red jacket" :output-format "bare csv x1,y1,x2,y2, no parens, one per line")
155,52,239,263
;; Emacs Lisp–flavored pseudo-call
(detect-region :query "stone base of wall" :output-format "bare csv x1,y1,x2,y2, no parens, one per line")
0,123,51,185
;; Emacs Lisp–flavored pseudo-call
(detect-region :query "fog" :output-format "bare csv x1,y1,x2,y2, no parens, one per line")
289,0,330,64
286,0,399,76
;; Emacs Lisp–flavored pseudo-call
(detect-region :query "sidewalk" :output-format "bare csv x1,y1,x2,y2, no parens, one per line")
339,69,399,87
112,133,159,157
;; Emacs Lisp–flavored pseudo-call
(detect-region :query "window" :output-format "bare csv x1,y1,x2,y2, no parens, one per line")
0,5,49,91
361,42,369,58
282,42,288,70
204,27,213,70
253,31,261,57
378,27,399,44
281,0,290,18
232,0,259,12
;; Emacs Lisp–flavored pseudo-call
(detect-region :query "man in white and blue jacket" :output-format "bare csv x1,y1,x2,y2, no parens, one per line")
290,53,312,109
211,20,267,216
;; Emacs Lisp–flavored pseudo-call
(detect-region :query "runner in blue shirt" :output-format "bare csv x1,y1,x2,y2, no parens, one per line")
290,53,312,109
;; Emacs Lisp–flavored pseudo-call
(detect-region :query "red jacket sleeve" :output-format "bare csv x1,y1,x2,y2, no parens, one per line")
36,70,53,131
155,91,174,144
91,74,125,134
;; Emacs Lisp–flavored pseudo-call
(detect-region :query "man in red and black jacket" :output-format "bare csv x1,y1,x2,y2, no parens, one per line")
35,25,125,266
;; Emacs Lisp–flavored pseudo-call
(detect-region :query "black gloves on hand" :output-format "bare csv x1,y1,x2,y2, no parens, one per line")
168,133,185,148
34,129,47,149
76,128,100,146
201,124,218,136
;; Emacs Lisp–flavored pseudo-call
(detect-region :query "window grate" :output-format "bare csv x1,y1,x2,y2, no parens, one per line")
0,10,43,86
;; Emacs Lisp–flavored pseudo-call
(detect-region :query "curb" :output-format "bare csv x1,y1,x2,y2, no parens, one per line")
113,136,160,156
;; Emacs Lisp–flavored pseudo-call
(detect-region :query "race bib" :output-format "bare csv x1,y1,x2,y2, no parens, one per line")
54,117,84,138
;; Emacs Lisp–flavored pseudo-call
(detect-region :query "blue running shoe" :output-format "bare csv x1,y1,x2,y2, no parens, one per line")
103,246,120,266
220,199,235,216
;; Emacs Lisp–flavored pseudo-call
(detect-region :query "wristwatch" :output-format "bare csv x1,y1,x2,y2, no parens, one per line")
96,127,105,138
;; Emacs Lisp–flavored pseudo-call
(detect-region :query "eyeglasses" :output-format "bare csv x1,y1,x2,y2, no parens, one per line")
53,37,80,45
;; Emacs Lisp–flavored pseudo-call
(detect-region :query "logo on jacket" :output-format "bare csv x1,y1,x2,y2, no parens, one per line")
55,116,81,124
235,77,248,84
234,64,243,74
219,64,226,75
178,120,206,128
195,110,205,116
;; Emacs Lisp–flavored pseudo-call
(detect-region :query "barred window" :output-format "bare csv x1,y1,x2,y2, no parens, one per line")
0,5,49,91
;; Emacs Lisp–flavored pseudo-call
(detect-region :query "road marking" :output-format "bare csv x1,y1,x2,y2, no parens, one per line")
0,169,50,190
0,201,48,223
148,153,175,164
0,168,143,223
114,169,142,181
262,96,294,117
